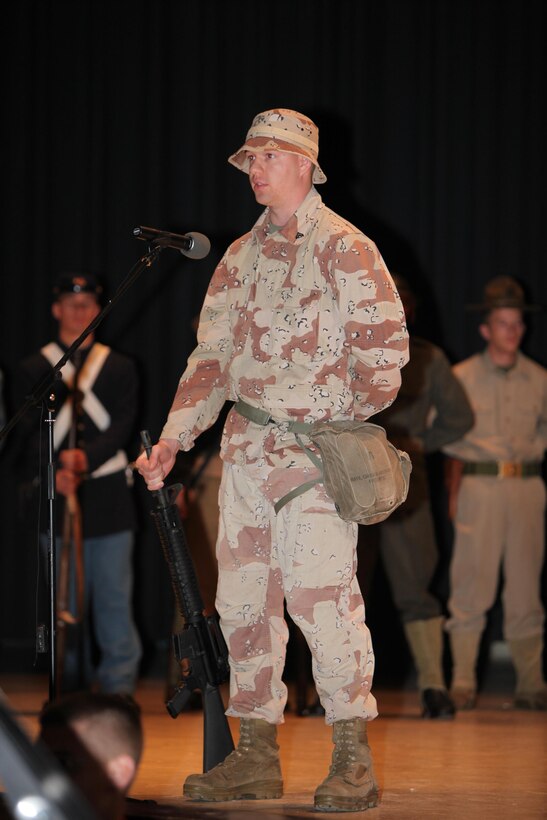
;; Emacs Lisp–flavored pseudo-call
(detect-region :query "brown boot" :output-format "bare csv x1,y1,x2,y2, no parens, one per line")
403,617,455,719
509,635,547,711
314,718,379,812
449,629,482,710
183,718,283,801
450,687,477,710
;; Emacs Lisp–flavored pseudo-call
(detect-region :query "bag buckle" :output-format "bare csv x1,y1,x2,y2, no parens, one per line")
234,400,272,426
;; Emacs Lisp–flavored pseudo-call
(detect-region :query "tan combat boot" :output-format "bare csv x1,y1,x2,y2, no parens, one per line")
314,718,379,812
509,635,547,711
403,616,455,719
449,629,482,710
183,717,283,801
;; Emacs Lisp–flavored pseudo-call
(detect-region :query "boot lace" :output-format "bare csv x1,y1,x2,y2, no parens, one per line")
213,719,254,769
329,721,358,775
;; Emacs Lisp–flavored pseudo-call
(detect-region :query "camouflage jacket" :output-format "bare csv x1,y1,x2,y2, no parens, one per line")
162,187,409,470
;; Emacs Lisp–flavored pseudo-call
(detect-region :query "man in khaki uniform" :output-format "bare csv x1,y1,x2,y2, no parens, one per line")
444,276,547,710
137,109,408,812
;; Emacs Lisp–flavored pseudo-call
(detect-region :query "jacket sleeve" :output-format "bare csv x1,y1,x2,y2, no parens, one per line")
423,347,475,453
538,367,547,448
161,254,234,450
332,234,409,420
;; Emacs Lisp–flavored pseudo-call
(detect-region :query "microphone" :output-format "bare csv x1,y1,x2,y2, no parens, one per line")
133,226,211,260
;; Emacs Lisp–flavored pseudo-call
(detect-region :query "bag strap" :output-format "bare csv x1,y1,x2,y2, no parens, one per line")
273,477,322,514
234,399,323,513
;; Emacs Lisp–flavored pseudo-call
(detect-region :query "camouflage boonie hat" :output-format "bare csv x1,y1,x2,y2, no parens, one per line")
228,108,327,184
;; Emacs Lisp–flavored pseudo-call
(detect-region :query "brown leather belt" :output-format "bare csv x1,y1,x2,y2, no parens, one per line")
462,461,542,478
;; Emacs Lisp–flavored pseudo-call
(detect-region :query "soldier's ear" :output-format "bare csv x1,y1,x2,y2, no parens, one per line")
479,322,491,343
52,302,61,321
298,156,313,179
106,753,137,791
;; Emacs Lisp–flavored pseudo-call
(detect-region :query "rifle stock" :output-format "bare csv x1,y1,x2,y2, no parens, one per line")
55,362,85,697
55,492,84,696
141,431,234,772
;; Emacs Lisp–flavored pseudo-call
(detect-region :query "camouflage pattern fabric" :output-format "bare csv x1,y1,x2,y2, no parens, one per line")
162,186,408,458
216,462,378,725
161,186,408,723
228,107,328,184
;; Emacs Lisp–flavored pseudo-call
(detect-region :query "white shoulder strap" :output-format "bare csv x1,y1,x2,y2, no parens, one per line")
40,342,112,448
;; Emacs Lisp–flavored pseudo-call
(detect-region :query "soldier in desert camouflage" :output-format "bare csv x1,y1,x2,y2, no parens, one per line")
137,108,408,812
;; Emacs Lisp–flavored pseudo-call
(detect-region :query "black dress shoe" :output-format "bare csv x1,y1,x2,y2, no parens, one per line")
297,697,326,717
421,688,456,719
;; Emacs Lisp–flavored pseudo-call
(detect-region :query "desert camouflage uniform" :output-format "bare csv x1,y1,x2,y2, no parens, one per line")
162,186,408,724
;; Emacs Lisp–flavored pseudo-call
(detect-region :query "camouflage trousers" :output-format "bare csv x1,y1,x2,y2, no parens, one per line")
215,461,378,725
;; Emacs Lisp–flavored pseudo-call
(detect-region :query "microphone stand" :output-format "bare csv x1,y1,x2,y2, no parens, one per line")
0,244,164,702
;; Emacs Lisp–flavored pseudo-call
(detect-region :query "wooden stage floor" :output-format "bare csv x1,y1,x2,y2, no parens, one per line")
1,674,546,819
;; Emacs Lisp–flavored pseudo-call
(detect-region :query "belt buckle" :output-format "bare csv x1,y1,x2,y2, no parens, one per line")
498,461,520,478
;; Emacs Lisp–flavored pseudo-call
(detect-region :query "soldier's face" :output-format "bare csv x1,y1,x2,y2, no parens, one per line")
246,150,307,211
480,307,525,356
52,293,100,339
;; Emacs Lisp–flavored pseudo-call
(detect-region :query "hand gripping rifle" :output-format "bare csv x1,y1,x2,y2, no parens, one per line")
140,431,234,772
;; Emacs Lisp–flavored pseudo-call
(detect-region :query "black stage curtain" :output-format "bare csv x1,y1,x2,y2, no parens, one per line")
1,0,545,673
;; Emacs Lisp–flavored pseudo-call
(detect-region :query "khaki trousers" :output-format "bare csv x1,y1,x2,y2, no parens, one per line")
447,475,545,640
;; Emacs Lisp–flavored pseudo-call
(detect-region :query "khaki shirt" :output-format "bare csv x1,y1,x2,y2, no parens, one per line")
162,188,408,467
443,350,547,463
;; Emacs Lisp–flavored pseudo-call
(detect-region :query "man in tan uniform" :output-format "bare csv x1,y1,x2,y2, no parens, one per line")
137,108,408,811
444,276,547,711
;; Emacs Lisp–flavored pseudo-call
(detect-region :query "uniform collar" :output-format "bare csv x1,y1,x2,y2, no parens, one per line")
481,348,523,375
57,339,94,366
251,187,323,245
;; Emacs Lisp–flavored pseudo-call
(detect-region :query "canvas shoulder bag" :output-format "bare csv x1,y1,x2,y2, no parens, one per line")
234,400,412,526
303,420,412,525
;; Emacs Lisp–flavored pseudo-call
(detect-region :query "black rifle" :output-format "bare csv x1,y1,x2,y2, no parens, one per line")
141,431,234,772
